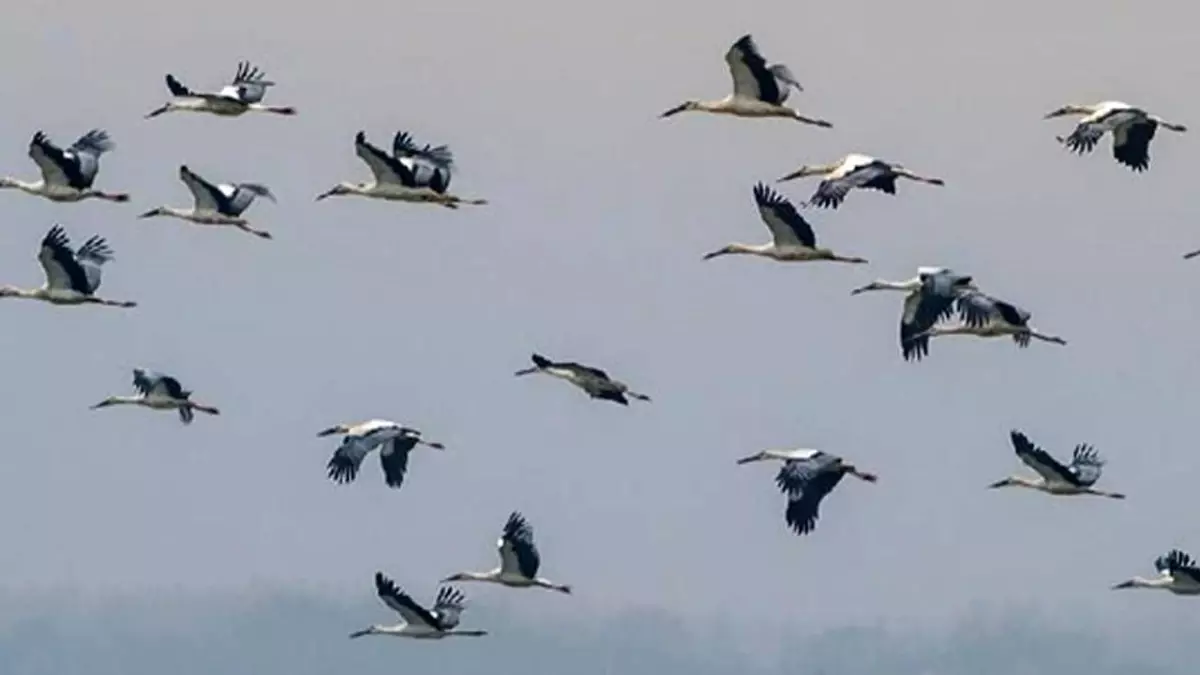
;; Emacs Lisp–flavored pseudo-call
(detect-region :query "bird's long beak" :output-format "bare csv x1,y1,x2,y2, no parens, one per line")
137,209,157,219
849,284,874,296
316,427,341,437
660,103,687,118
735,452,766,465
702,248,727,261
777,168,807,183
144,106,169,119
986,479,1009,489
1111,580,1135,590
315,189,335,201
513,367,539,377
349,628,372,639
422,440,446,450
1042,108,1068,120
88,400,110,410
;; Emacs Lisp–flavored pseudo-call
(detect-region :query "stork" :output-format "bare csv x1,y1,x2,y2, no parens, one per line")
1112,550,1200,595
776,154,944,209
0,225,136,308
441,511,572,593
145,61,296,118
315,131,486,208
736,448,877,536
989,430,1125,499
90,369,220,423
913,290,1067,348
514,353,650,406
138,165,275,239
319,420,444,489
850,267,978,361
350,572,488,639
702,183,867,263
1044,101,1186,172
0,129,129,203
661,35,833,128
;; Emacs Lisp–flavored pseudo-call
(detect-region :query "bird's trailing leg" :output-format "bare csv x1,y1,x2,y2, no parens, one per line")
87,297,137,308
789,110,834,128
237,223,273,240
1027,330,1067,346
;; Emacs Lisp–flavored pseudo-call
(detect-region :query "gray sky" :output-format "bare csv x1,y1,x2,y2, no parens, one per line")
1,0,1199,636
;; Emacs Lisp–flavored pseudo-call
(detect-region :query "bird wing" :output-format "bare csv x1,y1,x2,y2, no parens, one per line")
1154,549,1199,582
783,470,846,535
1112,118,1156,172
28,132,81,189
61,129,112,189
1060,121,1106,156
1066,444,1104,486
498,511,541,579
326,437,376,484
752,182,815,248
373,573,442,629
725,35,780,103
220,183,275,216
1009,430,1078,485
218,61,274,103
393,131,455,171
774,452,836,496
179,166,228,213
37,226,92,294
132,369,190,400
767,64,802,102
430,586,466,630
72,235,114,293
379,435,418,489
354,132,415,186
955,291,1000,328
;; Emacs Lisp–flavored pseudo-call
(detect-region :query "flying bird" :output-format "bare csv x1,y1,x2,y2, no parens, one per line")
442,511,572,593
989,430,1125,499
349,572,488,639
1112,550,1200,595
850,267,978,361
702,183,867,263
0,225,136,308
736,449,877,536
145,61,296,118
514,353,650,406
138,165,275,239
1044,101,1186,172
0,129,128,203
319,420,444,489
90,369,220,423
776,154,944,209
315,131,486,208
912,290,1066,349
660,35,833,127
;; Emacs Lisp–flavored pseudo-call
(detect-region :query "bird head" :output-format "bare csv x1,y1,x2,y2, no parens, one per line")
0,285,22,298
1042,105,1086,120
315,183,353,201
702,245,736,260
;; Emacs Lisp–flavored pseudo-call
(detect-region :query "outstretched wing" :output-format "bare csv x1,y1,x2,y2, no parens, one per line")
393,131,455,171
1009,430,1077,485
354,132,415,186
379,435,419,489
774,452,837,496
1067,444,1104,486
373,572,442,629
179,165,229,213
37,226,93,294
220,183,275,216
28,132,84,189
498,511,541,579
783,470,846,535
753,182,816,248
72,235,114,294
430,586,467,629
326,437,376,485
218,61,275,103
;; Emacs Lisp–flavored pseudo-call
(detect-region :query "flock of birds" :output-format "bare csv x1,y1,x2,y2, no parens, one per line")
5,34,1199,642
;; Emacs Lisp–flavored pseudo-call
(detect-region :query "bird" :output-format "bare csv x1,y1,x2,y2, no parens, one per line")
514,353,650,406
702,183,868,263
144,61,296,118
349,572,488,639
661,35,832,127
0,129,129,203
318,420,444,489
912,290,1067,348
90,369,220,423
1112,550,1200,595
1044,102,1186,172
441,511,572,593
392,131,455,194
0,225,136,308
736,448,877,536
850,267,979,361
776,154,944,209
138,165,275,239
315,131,487,208
988,430,1125,499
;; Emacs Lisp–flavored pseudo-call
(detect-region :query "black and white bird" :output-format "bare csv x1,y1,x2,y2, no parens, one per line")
850,267,978,361
0,225,136,308
442,512,572,594
315,131,486,208
702,183,868,263
0,130,128,203
776,154,944,209
736,448,877,536
138,165,275,239
661,35,833,127
350,572,488,639
514,353,650,406
90,369,220,423
989,430,1125,499
1044,101,1186,172
145,61,296,118
1112,550,1200,595
913,290,1067,349
319,420,444,489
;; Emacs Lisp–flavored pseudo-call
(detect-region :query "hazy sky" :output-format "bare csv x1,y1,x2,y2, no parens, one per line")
2,0,1199,641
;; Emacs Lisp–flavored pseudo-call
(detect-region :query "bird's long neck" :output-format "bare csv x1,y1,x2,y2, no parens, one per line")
0,286,44,300
454,570,500,583
1124,576,1172,589
106,395,147,406
0,177,45,194
1003,476,1045,490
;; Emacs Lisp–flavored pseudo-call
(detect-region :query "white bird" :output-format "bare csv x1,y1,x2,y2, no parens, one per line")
1044,101,1186,172
661,35,833,128
776,154,944,209
702,183,868,263
350,572,488,639
315,131,487,208
90,369,220,423
1112,550,1200,595
0,130,129,203
0,225,136,308
989,430,1125,499
144,61,296,118
850,267,978,361
913,290,1067,349
736,448,877,536
442,511,572,594
138,165,275,239
514,353,650,406
318,420,444,489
